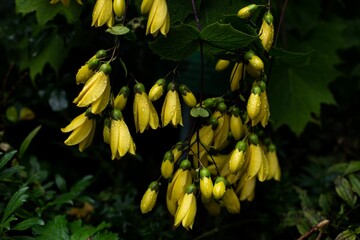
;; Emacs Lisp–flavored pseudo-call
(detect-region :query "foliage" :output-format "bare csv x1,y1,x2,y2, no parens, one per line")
0,0,360,239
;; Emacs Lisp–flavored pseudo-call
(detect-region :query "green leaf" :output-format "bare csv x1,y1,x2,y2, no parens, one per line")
0,166,25,181
269,48,313,66
19,125,42,159
348,174,360,197
268,21,344,135
70,175,93,194
200,22,257,56
55,174,67,193
27,32,67,80
15,0,82,26
106,25,130,36
1,187,29,227
318,193,332,213
149,24,199,61
335,229,356,240
335,176,357,208
13,217,44,231
190,107,210,118
5,106,18,123
70,221,114,240
33,215,69,240
327,161,360,175
0,150,17,171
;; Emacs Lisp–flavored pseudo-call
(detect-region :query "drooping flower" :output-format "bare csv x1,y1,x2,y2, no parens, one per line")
140,181,159,214
212,176,228,200
109,109,136,160
148,78,166,101
174,184,197,230
222,187,241,214
61,109,96,152
143,0,170,36
113,0,126,18
199,168,213,200
160,151,174,179
92,0,114,27
179,84,197,108
133,82,159,133
73,63,111,114
161,82,183,127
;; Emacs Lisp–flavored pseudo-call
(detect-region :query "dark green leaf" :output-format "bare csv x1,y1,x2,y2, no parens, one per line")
0,166,25,181
1,187,29,226
32,215,69,240
270,48,313,66
70,175,93,194
13,217,44,231
200,22,257,56
327,161,360,175
348,174,360,197
5,106,18,123
0,150,17,171
318,193,332,213
149,24,199,61
335,176,357,208
15,0,82,26
55,174,67,193
70,221,113,240
19,125,42,159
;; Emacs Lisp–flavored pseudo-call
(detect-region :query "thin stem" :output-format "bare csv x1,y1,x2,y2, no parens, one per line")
191,0,201,31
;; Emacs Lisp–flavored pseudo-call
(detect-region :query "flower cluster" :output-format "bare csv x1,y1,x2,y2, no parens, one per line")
139,5,280,230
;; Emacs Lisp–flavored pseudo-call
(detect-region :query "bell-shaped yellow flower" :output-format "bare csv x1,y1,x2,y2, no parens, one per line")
167,159,192,202
145,0,170,36
259,11,274,52
160,151,174,179
230,62,244,92
140,181,159,214
229,107,244,141
237,174,256,201
133,82,159,132
61,110,96,152
212,111,230,150
228,141,246,174
92,0,114,27
174,184,197,230
212,177,228,200
109,109,136,160
161,82,183,127
215,59,230,71
113,0,125,18
222,188,240,214
114,86,130,111
266,144,281,181
189,124,214,160
148,78,166,101
199,168,213,199
73,63,111,114
179,84,197,108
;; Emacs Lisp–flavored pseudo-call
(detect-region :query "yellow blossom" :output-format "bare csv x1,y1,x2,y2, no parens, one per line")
114,86,130,111
222,188,240,214
140,181,159,214
145,0,170,36
212,177,228,200
109,109,136,160
160,151,174,179
179,84,197,108
199,168,213,199
61,110,96,152
174,184,197,230
148,78,166,101
92,0,114,27
161,82,183,127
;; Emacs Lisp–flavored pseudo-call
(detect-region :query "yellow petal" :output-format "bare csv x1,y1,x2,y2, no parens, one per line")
61,112,87,132
78,119,96,152
92,0,106,26
246,144,262,180
181,193,197,229
110,120,120,160
118,119,131,156
91,79,111,114
64,118,93,145
141,0,154,14
174,193,192,227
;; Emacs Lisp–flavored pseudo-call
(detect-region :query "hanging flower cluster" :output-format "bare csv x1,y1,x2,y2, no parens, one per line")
61,0,281,231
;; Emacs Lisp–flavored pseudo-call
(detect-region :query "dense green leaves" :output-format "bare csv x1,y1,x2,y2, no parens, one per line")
15,0,82,26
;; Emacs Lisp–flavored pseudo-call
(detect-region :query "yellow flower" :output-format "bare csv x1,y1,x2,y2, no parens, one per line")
237,174,256,201
179,84,197,108
103,118,111,144
148,78,166,101
229,107,244,141
140,0,154,14
161,82,183,127
212,177,227,200
189,124,214,160
61,110,96,152
212,111,230,150
215,59,230,71
174,184,197,230
113,0,126,18
167,159,192,202
133,82,159,132
145,0,170,36
73,63,112,114
222,187,240,214
230,62,244,92
202,195,221,216
160,151,174,179
266,144,281,181
114,86,130,111
92,0,114,27
109,109,136,160
140,181,159,214
237,4,258,19
199,168,213,199
259,11,274,52
228,141,246,174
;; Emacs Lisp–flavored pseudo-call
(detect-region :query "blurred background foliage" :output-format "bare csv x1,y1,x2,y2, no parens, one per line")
0,0,360,239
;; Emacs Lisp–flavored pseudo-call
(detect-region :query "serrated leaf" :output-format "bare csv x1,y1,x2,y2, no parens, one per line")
0,150,17,170
149,24,199,61
200,22,257,56
32,215,70,240
28,33,67,80
1,187,29,226
19,125,42,159
335,176,357,208
268,21,344,135
70,175,93,194
335,229,356,240
0,166,25,181
15,0,82,26
13,217,44,231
